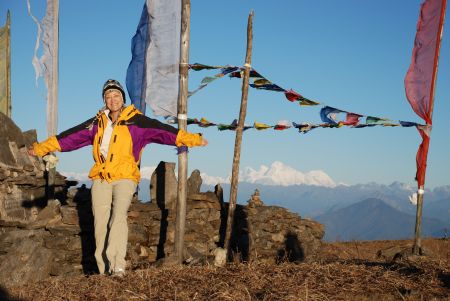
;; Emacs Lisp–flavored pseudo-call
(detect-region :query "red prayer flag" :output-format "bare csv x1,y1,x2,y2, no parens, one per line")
404,0,447,188
284,89,302,102
342,113,363,126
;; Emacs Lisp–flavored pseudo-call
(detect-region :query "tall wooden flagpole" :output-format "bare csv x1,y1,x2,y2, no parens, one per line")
412,0,447,255
51,0,58,136
6,11,11,117
175,0,191,264
224,11,254,256
47,0,59,200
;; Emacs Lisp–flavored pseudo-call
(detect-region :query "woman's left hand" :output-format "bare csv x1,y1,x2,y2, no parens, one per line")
27,147,36,156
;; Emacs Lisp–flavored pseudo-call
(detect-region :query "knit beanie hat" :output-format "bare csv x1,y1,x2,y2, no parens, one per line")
102,79,126,103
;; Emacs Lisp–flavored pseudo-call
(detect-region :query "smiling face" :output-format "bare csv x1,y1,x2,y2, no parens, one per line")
104,89,124,113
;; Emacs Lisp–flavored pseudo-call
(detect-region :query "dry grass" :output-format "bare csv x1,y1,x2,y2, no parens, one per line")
4,238,450,301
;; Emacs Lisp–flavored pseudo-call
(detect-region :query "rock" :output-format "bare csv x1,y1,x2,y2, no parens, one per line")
213,247,227,267
375,244,433,262
150,161,177,210
21,129,38,147
0,229,53,287
43,235,81,251
214,184,224,204
187,169,202,196
60,206,79,225
46,221,81,236
36,199,61,222
0,112,26,166
128,223,149,245
189,191,220,203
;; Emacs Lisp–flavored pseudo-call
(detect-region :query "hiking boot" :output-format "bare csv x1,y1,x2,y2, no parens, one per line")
111,268,125,278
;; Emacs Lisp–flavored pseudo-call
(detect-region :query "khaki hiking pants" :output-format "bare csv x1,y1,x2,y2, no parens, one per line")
91,179,137,274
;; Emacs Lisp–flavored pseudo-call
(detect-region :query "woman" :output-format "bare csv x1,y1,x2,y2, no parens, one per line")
28,79,207,276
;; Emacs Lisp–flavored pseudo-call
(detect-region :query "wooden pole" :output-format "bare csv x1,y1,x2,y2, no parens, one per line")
50,0,58,137
413,187,424,254
48,0,59,201
6,10,11,117
175,0,191,264
224,11,254,256
412,0,446,255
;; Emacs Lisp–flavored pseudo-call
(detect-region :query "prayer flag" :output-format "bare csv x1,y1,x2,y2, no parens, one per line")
254,122,273,130
293,122,318,134
274,120,292,130
229,69,262,78
249,83,284,91
126,0,181,117
284,89,301,102
365,116,390,125
404,0,447,187
27,0,59,136
217,119,238,131
399,121,420,127
253,78,272,86
126,1,150,113
320,106,344,124
189,63,224,71
342,113,363,126
199,117,216,127
299,98,320,106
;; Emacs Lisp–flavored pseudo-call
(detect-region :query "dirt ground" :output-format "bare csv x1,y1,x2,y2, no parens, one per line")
3,238,450,301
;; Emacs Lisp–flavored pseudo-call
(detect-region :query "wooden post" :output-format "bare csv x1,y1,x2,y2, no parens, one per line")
413,187,424,254
175,0,191,264
51,0,58,137
48,0,59,200
5,10,11,117
223,11,254,256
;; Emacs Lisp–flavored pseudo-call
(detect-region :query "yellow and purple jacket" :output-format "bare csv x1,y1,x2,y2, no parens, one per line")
33,105,203,183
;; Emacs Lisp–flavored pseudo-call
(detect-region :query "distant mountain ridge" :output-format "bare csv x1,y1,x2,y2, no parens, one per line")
62,172,450,242
315,198,449,241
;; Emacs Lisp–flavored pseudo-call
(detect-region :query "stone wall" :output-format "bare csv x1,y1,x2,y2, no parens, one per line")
0,114,324,287
127,163,225,267
246,190,324,262
0,112,67,224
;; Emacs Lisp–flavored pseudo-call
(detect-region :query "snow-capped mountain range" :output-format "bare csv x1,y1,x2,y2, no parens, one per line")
62,161,337,187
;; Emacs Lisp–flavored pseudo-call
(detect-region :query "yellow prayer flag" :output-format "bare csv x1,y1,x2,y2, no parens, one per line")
252,78,271,86
299,98,320,106
253,122,273,130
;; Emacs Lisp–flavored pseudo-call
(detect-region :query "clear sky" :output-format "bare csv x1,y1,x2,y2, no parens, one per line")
1,0,449,189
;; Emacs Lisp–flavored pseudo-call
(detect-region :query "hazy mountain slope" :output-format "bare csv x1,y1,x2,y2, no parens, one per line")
315,198,449,241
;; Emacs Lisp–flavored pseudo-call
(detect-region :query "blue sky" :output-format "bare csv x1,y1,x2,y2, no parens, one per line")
1,0,449,188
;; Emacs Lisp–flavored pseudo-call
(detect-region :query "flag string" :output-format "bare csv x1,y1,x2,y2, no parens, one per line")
186,63,425,132
167,116,424,134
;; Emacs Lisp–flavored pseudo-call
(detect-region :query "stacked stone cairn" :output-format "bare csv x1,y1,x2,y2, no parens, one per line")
0,113,324,287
